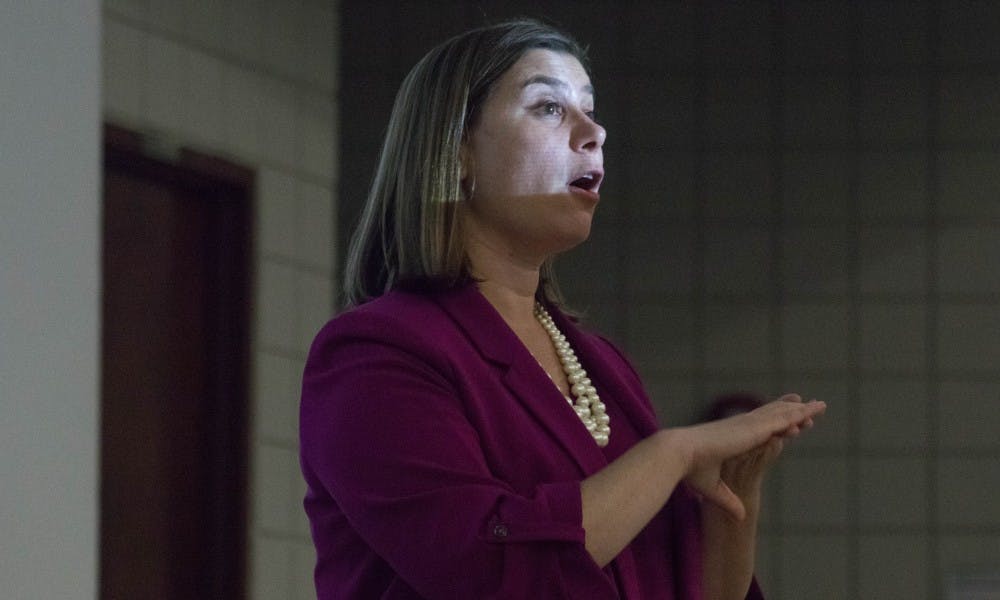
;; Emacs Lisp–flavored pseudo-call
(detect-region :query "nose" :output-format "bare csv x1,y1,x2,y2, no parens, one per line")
571,112,606,153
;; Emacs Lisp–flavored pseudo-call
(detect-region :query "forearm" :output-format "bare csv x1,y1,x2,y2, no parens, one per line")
580,429,689,567
701,492,760,600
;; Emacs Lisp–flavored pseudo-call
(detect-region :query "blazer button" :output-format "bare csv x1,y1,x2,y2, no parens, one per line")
492,524,509,538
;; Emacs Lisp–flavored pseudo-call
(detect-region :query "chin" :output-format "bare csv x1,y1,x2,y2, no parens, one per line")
550,219,593,254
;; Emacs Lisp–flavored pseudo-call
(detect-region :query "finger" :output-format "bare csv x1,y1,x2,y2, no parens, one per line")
754,403,814,436
762,436,784,464
777,393,803,403
784,400,826,425
781,424,801,438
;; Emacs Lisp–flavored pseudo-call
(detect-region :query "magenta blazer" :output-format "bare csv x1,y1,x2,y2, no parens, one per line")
300,284,764,599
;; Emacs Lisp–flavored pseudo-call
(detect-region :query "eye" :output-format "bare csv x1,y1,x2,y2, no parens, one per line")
537,101,564,117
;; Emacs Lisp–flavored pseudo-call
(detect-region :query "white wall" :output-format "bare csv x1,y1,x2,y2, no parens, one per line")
0,2,102,599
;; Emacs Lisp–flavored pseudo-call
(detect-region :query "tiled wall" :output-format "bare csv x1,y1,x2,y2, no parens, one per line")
340,2,999,598
102,1,338,598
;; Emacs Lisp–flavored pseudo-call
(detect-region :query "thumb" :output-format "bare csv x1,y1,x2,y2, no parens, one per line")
702,480,746,521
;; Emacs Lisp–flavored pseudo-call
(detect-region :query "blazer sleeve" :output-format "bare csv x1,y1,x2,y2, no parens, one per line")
300,311,618,599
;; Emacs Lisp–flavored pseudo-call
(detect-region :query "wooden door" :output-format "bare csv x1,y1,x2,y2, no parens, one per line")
100,126,252,599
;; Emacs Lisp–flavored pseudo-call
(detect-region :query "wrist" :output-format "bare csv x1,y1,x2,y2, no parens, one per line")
655,428,695,475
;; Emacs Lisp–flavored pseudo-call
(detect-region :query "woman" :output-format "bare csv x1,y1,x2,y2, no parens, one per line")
300,19,825,599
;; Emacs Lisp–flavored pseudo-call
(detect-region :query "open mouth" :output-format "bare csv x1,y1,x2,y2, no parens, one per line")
568,171,603,193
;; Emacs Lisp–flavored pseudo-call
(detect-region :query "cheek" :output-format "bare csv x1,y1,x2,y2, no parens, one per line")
509,145,561,188
472,129,561,194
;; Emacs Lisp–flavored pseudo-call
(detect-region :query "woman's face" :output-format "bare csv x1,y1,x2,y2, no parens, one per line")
462,48,606,265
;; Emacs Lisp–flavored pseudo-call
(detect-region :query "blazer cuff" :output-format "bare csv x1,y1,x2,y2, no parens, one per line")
482,480,586,545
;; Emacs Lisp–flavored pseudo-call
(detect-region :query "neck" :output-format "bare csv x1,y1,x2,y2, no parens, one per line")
464,234,545,327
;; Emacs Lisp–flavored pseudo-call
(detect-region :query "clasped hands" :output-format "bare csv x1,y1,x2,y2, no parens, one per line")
674,394,826,521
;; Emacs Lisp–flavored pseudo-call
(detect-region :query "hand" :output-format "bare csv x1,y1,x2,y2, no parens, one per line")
675,394,825,521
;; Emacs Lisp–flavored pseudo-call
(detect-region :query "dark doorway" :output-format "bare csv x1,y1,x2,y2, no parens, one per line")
100,125,253,600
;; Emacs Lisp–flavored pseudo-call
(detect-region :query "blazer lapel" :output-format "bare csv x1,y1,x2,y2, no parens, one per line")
434,285,608,476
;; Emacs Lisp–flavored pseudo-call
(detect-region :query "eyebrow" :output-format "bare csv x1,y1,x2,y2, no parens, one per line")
521,74,595,97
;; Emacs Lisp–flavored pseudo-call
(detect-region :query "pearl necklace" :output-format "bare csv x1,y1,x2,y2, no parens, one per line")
533,303,611,447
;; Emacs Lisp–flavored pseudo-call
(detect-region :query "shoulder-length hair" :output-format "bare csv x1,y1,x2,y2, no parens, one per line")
343,19,589,306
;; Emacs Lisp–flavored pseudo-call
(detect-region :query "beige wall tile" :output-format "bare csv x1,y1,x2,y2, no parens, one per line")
625,74,696,151
782,225,850,296
859,457,929,528
626,303,697,375
260,0,305,81
256,167,298,260
938,151,1000,218
782,2,851,68
938,381,1000,449
781,302,851,371
250,534,291,600
858,151,928,221
937,457,1000,527
783,150,852,220
781,456,850,527
940,75,1000,143
860,1,929,66
222,66,265,158
296,181,335,270
299,93,336,181
859,378,930,451
624,223,695,296
181,0,227,54
704,75,772,146
938,226,1000,294
939,534,1000,583
300,3,337,91
292,541,318,600
296,271,335,354
253,351,301,443
258,79,300,168
103,19,146,121
256,260,298,351
859,303,926,372
252,445,298,533
627,152,695,218
704,152,773,219
859,225,927,295
937,304,1000,372
183,49,225,148
704,225,771,295
783,75,851,147
641,377,698,427
859,535,929,600
860,74,928,144
704,304,772,371
224,0,264,63
145,36,188,132
779,534,849,600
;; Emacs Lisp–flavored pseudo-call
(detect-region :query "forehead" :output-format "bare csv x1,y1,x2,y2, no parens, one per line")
498,49,593,95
